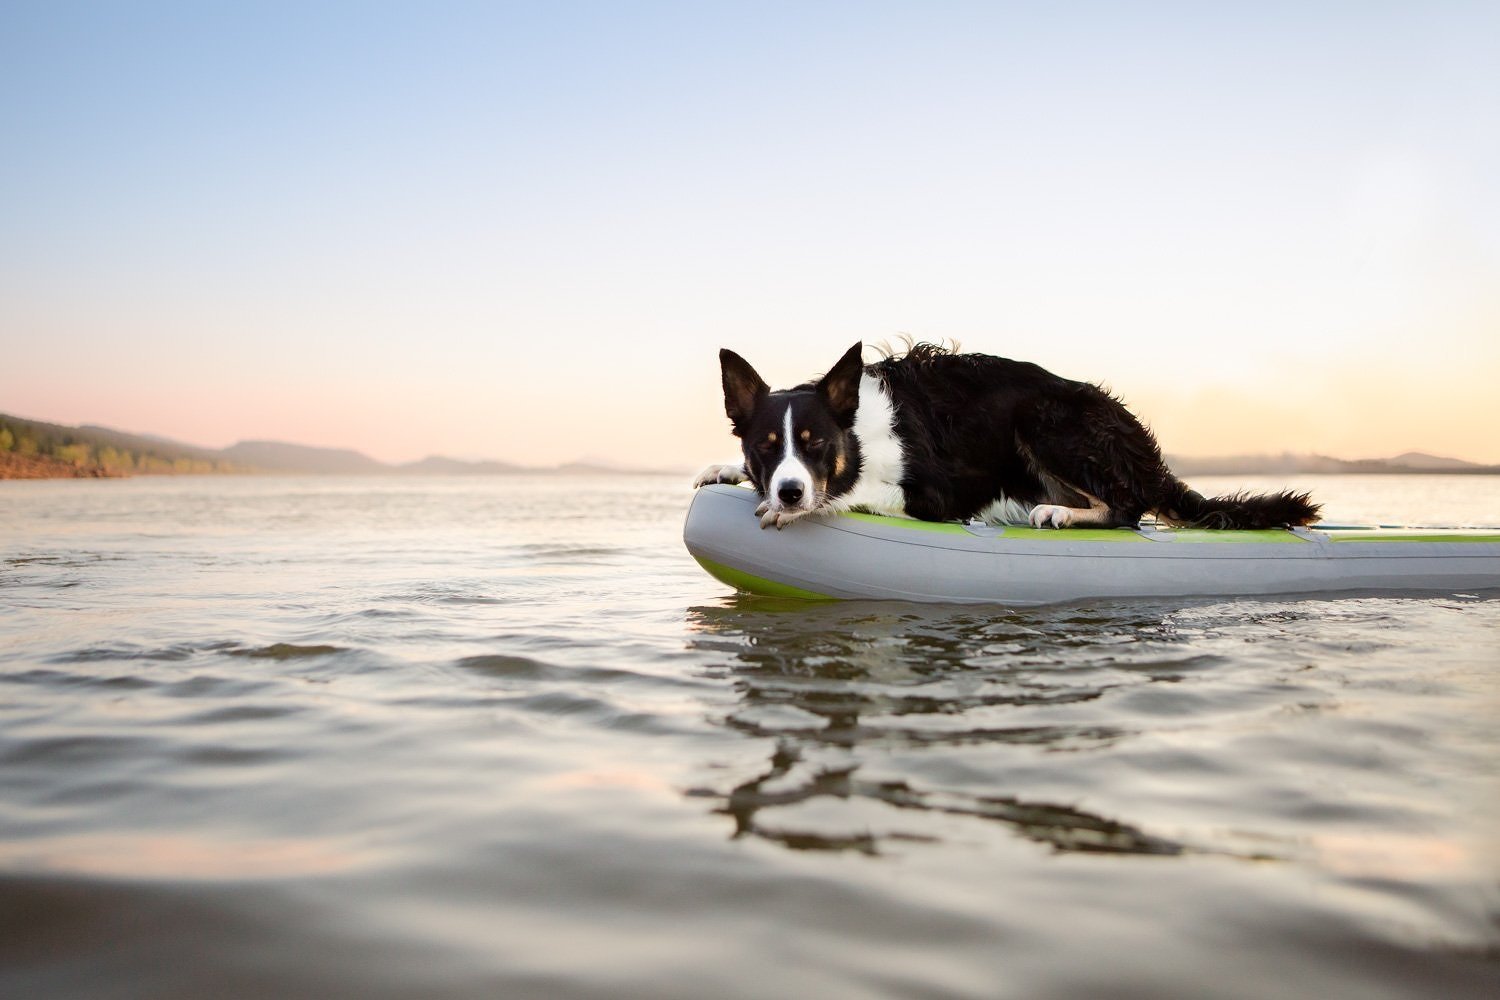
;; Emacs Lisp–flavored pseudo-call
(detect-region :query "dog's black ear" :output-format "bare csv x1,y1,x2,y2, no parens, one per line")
720,349,769,437
816,342,864,429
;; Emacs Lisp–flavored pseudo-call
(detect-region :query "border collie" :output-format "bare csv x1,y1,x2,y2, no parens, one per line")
694,342,1319,531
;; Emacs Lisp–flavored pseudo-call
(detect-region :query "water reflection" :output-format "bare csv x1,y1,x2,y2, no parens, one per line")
686,597,1206,857
718,741,1185,857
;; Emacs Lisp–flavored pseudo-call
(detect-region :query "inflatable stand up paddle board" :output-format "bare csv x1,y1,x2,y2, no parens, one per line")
684,483,1500,605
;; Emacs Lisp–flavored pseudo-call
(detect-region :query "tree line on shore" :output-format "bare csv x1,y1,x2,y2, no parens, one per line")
0,413,240,477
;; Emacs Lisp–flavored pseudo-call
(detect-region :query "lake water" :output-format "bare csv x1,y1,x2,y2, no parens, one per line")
3,474,1498,999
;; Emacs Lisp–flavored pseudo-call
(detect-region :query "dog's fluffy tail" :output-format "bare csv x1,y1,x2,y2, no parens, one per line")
1163,484,1321,530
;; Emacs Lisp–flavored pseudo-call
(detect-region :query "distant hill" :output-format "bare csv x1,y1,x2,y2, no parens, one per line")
1385,451,1482,471
1167,451,1500,476
218,440,390,475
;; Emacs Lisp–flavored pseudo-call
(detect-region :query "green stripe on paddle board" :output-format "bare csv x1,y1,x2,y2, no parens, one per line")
839,511,971,534
1327,532,1500,544
993,526,1147,542
1153,528,1307,544
841,511,1144,542
692,556,833,600
828,507,1334,543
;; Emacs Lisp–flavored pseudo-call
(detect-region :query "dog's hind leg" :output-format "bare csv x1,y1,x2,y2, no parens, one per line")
1028,491,1114,529
1012,387,1174,529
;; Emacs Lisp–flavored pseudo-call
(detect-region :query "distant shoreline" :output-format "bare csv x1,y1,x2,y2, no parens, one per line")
4,410,1497,481
1172,464,1500,478
5,456,1499,483
0,464,686,482
1,412,683,480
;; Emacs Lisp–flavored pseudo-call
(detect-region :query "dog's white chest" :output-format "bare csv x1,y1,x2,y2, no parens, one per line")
835,375,908,516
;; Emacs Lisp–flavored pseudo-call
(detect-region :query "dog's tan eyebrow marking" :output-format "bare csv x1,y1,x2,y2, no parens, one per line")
799,429,811,442
767,432,777,443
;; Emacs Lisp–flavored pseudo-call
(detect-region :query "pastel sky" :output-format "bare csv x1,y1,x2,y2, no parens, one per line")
3,2,1498,467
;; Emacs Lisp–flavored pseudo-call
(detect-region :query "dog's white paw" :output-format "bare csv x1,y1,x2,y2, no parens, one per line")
693,464,747,488
1029,504,1074,529
756,502,812,530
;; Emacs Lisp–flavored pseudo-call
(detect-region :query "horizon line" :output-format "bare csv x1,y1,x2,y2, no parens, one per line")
4,409,1499,476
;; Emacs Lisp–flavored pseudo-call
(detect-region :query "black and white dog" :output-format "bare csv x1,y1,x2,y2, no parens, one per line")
694,342,1319,531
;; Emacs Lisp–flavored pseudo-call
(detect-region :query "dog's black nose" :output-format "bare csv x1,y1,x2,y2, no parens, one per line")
777,482,804,506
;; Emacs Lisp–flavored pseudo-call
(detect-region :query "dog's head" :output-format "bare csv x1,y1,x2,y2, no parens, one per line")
718,342,865,521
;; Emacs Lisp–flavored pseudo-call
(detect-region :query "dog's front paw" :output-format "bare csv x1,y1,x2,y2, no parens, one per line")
756,502,812,530
693,464,747,488
1029,504,1074,529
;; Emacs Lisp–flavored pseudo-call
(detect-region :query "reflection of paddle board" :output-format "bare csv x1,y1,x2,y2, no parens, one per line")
684,483,1500,605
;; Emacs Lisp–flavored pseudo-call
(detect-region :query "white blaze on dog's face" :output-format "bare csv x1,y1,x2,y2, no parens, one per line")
718,344,866,528
769,406,817,515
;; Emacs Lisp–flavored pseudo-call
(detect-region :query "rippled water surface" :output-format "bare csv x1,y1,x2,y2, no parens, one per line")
3,475,1498,998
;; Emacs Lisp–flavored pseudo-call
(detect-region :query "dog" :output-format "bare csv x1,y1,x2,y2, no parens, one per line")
694,341,1319,531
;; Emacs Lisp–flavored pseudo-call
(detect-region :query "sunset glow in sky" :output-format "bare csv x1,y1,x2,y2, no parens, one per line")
3,2,1498,467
